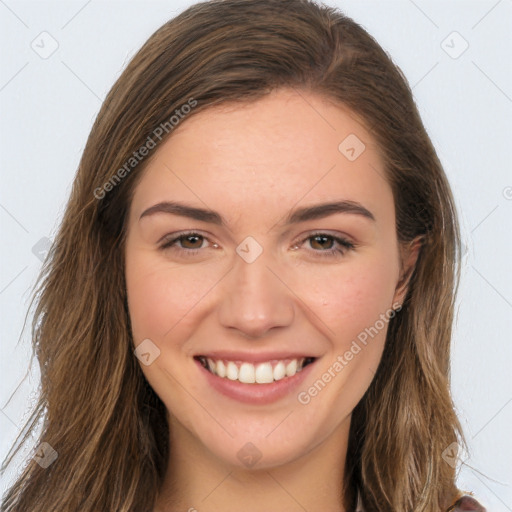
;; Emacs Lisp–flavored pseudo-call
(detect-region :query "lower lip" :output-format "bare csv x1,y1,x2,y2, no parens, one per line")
195,359,316,405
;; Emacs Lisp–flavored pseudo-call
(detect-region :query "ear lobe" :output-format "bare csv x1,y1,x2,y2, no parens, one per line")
393,236,424,306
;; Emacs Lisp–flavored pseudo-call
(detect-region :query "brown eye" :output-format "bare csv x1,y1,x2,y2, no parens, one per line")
160,232,208,253
309,234,335,251
297,232,356,259
179,234,204,249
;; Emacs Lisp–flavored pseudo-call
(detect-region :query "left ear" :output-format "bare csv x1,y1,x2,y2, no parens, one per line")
392,236,424,307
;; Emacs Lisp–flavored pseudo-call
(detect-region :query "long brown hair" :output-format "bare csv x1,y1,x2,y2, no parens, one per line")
1,0,468,510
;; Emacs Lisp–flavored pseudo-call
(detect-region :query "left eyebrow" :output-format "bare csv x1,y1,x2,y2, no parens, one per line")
284,200,375,224
138,199,375,225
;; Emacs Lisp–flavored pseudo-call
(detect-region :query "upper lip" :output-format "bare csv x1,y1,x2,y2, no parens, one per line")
194,350,318,363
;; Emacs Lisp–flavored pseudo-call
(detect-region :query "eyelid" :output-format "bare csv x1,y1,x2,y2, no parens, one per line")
295,232,356,258
159,230,357,259
157,229,210,245
158,229,356,246
159,230,213,249
293,229,357,247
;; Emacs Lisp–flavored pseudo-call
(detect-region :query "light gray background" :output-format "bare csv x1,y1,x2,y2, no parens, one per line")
1,0,511,509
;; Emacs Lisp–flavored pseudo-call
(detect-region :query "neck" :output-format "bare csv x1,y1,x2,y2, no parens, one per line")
154,416,353,512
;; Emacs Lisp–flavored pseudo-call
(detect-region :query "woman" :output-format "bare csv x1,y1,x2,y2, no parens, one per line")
1,0,486,510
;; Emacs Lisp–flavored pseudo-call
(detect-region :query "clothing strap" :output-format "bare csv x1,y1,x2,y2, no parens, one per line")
446,493,487,511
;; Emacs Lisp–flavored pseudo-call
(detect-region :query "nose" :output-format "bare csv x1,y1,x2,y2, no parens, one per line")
217,249,295,339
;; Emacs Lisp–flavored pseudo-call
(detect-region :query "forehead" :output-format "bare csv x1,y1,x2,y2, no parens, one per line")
129,89,394,230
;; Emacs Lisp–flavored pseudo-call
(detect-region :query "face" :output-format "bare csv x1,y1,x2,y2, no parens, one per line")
124,89,415,470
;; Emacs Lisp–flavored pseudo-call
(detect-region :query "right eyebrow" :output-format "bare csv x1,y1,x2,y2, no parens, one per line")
139,201,225,224
139,199,376,225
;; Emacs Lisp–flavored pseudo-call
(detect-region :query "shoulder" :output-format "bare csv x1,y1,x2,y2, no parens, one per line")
356,491,486,512
447,494,486,511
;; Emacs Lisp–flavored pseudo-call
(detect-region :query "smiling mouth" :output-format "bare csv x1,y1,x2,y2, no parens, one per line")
194,356,317,384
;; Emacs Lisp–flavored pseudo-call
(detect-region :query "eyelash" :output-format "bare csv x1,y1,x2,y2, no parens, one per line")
159,231,355,259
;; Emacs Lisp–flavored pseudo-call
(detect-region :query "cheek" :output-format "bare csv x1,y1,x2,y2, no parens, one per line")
125,254,220,343
295,257,399,339
294,260,398,421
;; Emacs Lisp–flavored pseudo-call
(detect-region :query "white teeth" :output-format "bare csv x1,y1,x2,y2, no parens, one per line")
285,359,297,377
204,357,313,384
254,362,274,384
216,360,226,378
226,361,238,380
273,361,286,381
239,363,256,383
